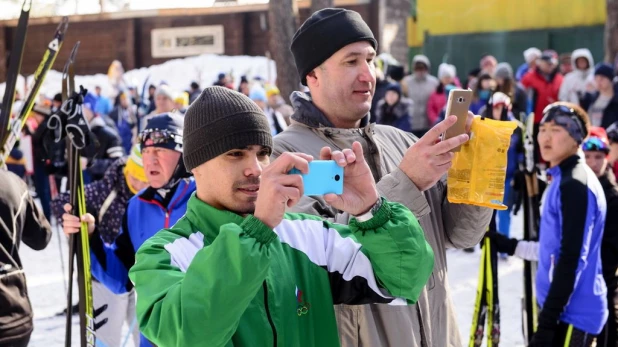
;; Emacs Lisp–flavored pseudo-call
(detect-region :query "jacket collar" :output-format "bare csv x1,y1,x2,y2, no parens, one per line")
290,91,370,129
548,155,580,176
184,193,245,239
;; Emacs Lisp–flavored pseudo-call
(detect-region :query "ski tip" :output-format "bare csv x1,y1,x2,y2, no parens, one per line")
22,0,32,12
56,17,69,36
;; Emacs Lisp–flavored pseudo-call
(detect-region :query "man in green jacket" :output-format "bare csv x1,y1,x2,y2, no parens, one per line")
128,86,434,346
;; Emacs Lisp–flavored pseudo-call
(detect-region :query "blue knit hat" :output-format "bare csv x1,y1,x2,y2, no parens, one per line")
595,63,615,81
249,86,267,103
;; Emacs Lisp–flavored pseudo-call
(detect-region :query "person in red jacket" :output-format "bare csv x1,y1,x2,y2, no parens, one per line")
521,52,564,163
522,52,564,123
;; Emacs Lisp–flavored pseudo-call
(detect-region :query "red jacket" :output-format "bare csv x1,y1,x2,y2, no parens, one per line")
521,68,564,123
427,91,447,126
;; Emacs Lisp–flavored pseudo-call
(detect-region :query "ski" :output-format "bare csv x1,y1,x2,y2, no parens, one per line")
0,17,69,167
469,220,501,347
469,235,489,347
49,42,96,347
487,233,500,346
520,104,540,345
0,0,30,148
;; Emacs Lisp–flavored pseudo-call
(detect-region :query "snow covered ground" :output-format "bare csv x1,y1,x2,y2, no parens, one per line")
22,208,525,347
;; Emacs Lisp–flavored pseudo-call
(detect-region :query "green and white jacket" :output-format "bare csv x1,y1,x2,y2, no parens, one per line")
129,193,434,347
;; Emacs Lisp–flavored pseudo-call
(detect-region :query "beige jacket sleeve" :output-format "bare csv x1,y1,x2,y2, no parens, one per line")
377,169,492,249
438,179,493,249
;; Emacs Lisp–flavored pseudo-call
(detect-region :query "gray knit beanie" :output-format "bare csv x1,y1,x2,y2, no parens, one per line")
183,86,273,171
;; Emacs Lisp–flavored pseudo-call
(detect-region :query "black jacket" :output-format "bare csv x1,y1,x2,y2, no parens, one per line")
83,116,125,181
599,167,618,290
581,92,618,129
0,170,51,343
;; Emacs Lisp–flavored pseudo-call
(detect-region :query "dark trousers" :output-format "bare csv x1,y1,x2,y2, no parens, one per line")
553,321,596,347
33,161,51,221
0,334,31,347
597,286,618,347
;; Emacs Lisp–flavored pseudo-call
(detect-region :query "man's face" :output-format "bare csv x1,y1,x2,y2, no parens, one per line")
155,95,175,113
141,143,181,189
95,87,101,96
538,60,554,74
192,145,271,214
148,87,156,97
268,95,279,107
413,64,428,79
576,57,589,71
584,151,607,176
538,121,578,166
308,41,376,126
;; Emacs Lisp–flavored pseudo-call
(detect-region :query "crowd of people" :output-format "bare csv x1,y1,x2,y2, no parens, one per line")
0,6,617,347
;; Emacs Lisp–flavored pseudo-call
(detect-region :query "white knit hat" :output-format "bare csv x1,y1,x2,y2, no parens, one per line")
438,63,456,80
523,48,542,64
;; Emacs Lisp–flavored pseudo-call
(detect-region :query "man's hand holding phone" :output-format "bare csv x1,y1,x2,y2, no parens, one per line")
319,141,379,216
254,142,379,228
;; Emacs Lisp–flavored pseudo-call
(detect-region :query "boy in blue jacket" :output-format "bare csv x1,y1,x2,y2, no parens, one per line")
489,102,608,347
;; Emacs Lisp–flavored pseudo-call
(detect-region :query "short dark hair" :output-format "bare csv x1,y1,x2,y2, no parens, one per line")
190,82,199,90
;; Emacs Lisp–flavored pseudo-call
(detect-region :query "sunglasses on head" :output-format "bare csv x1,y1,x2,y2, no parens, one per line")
542,104,585,131
582,137,609,153
138,128,179,146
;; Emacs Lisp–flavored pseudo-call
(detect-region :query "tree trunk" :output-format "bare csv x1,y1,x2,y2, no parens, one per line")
310,0,334,15
605,0,618,64
268,0,300,104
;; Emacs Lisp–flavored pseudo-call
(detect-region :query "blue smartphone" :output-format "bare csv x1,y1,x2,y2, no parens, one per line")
288,160,344,196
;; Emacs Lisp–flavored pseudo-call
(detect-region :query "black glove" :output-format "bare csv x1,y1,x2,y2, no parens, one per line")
485,231,519,256
64,86,91,149
529,326,556,347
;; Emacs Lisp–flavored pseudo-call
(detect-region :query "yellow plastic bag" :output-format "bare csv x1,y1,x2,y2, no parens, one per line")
447,116,517,210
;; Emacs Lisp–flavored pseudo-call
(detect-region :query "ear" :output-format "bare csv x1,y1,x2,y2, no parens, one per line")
306,70,319,88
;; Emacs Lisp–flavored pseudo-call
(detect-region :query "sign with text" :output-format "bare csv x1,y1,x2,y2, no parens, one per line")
151,25,224,58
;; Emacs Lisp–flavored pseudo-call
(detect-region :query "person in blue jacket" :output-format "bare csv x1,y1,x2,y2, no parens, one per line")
488,102,608,347
62,112,195,347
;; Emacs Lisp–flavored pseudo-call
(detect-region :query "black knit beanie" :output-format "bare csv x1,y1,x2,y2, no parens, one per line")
183,86,273,171
291,8,377,86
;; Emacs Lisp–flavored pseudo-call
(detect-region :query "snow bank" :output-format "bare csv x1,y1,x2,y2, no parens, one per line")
0,53,276,101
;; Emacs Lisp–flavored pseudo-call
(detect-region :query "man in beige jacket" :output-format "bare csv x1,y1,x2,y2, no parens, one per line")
273,8,493,347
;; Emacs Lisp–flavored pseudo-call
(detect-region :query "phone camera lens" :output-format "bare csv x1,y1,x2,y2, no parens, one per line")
458,97,465,103
334,174,341,181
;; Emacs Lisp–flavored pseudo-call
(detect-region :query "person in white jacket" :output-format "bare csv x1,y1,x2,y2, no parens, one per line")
559,48,595,104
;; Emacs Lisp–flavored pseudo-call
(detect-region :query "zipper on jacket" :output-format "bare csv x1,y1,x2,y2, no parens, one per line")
138,182,190,229
263,281,277,347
